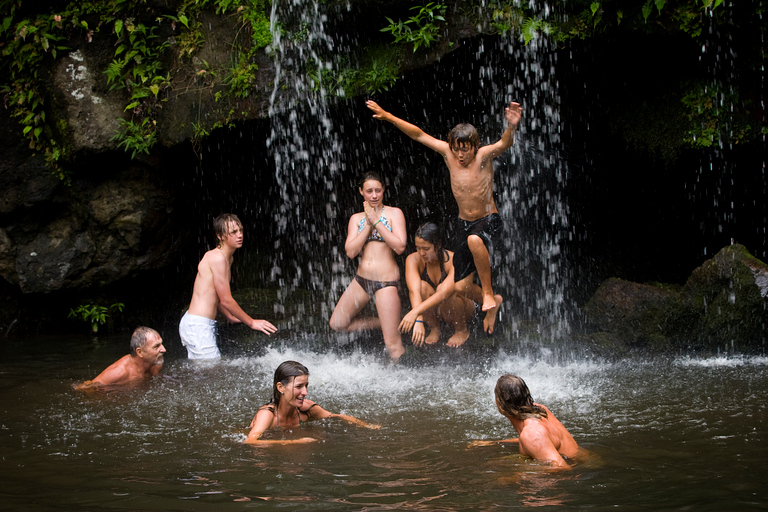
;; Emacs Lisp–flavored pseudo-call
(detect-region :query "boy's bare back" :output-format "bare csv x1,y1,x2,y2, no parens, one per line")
188,248,230,320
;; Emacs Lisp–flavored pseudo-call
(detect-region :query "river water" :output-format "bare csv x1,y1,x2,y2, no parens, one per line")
1,333,766,511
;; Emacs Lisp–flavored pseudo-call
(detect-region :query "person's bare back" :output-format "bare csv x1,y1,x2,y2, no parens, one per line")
188,247,231,320
518,404,579,462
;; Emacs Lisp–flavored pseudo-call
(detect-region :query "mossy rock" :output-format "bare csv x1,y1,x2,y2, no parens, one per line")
681,244,768,351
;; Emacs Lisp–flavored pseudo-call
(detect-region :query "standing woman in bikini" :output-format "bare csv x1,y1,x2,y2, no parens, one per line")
399,222,475,347
245,361,379,445
329,171,407,362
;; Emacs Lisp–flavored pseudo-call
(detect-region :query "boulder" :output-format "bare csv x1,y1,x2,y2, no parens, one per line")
584,244,768,353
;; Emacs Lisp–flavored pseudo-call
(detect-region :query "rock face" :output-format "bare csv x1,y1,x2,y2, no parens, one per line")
584,245,768,353
0,162,180,294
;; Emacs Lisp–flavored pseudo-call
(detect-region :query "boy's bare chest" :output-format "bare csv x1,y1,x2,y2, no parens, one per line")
449,167,493,193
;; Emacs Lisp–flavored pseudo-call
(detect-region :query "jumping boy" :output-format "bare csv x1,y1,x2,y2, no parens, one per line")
179,213,277,359
366,100,522,333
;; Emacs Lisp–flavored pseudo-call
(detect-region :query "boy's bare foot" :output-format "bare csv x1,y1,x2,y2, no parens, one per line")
425,328,441,345
446,329,470,347
482,293,497,312
483,294,503,334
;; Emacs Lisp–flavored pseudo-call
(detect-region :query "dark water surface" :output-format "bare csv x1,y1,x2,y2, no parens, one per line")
1,334,767,511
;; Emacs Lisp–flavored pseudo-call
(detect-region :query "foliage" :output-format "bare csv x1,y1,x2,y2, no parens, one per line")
112,118,157,158
681,83,753,148
0,3,73,179
68,302,125,333
361,59,400,94
381,2,447,52
0,0,274,174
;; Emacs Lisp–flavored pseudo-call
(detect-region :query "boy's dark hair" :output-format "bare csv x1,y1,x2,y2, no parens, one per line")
213,213,242,242
447,123,480,151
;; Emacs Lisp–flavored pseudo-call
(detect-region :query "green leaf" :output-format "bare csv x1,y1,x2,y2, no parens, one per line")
641,2,652,22
124,101,140,111
654,0,666,14
179,14,189,29
115,19,123,37
590,2,600,16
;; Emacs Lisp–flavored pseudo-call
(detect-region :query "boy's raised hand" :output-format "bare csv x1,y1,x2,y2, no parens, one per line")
366,100,388,120
505,101,523,127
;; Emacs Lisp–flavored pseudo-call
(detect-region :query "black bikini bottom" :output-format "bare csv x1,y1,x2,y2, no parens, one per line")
355,274,401,297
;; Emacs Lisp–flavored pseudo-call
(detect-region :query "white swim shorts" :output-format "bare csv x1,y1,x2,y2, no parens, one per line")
179,312,220,360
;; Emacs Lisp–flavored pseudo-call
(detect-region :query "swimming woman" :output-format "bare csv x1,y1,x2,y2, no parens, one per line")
469,374,580,469
244,361,380,445
399,222,475,347
329,171,407,362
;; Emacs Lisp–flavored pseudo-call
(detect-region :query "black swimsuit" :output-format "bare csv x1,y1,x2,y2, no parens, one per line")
266,402,318,428
355,274,401,297
420,264,447,289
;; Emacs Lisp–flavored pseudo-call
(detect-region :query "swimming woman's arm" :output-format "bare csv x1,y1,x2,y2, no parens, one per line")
468,438,520,447
306,404,381,430
244,408,317,445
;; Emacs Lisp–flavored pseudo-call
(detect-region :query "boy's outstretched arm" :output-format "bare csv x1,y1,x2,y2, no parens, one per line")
480,101,523,161
366,100,448,155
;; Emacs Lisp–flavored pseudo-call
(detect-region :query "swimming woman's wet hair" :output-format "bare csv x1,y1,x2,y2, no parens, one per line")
129,326,160,356
447,123,480,151
213,213,242,242
359,171,384,188
495,374,548,420
415,222,448,274
270,361,310,408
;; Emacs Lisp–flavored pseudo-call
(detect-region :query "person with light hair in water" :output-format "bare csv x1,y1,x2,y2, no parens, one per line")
469,374,580,469
74,326,165,390
399,222,475,347
244,361,380,445
179,213,277,359
329,171,407,362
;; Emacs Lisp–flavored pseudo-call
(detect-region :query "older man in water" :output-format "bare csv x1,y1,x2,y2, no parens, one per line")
470,374,580,469
74,326,166,390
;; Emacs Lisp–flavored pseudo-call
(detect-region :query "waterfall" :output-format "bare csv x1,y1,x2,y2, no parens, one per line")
263,0,571,341
265,0,348,330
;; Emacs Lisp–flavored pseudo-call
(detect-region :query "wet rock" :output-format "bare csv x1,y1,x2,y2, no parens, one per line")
584,245,768,353
0,164,180,294
681,244,768,350
52,48,127,153
584,277,680,352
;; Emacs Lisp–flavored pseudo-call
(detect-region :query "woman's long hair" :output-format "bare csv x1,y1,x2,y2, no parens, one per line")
267,361,309,410
415,222,448,277
495,374,548,420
